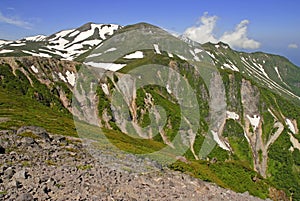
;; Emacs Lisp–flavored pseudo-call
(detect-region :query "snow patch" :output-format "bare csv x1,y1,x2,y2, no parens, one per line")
82,39,102,46
84,62,126,71
58,72,67,82
177,55,187,61
166,84,172,94
153,44,161,54
22,50,52,58
206,51,215,59
0,49,13,54
246,115,260,131
211,130,230,151
66,71,76,86
226,111,239,120
194,48,203,54
167,52,174,58
223,63,239,72
10,43,25,46
244,132,250,143
286,118,296,134
124,51,144,59
31,65,38,73
274,66,288,86
87,52,102,58
49,29,75,41
101,83,109,95
104,47,117,53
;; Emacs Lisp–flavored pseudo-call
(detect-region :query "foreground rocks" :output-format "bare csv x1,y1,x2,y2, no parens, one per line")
0,126,270,200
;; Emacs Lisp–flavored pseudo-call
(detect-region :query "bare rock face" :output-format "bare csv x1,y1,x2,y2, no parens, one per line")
0,126,269,201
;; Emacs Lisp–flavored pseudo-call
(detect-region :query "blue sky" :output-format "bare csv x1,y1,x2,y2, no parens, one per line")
0,0,299,66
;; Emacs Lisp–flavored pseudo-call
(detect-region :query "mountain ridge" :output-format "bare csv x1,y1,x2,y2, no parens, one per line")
0,22,300,200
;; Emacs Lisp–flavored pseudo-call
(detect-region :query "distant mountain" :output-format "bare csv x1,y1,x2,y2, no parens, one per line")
0,22,121,60
0,22,300,200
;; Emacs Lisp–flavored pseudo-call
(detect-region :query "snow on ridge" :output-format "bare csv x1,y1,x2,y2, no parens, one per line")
211,130,230,151
49,29,75,41
83,61,126,71
124,51,144,59
90,24,119,39
25,35,46,42
243,58,300,101
0,40,11,46
71,28,95,44
286,118,296,134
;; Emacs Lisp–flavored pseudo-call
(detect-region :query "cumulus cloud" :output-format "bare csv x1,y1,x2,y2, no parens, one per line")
220,20,260,49
184,12,218,44
0,11,32,29
288,43,298,49
184,13,261,50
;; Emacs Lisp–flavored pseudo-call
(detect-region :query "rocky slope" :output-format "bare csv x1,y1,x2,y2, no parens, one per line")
0,126,270,201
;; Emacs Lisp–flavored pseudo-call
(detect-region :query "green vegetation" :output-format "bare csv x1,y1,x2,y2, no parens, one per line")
170,160,270,199
2,38,300,200
77,164,93,170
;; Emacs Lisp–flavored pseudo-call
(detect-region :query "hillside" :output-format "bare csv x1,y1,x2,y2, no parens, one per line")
0,22,300,200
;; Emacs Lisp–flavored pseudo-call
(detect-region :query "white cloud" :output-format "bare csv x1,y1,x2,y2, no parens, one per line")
288,43,298,49
184,13,261,50
183,12,218,44
220,20,260,49
0,11,32,29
